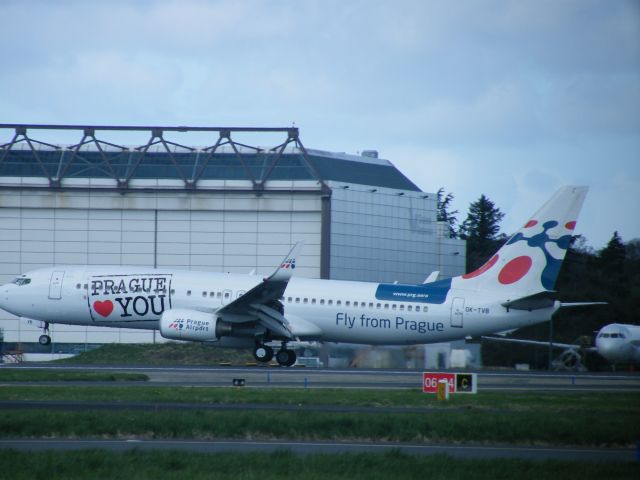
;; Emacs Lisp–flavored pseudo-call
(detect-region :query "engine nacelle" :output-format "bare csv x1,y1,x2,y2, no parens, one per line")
159,309,231,342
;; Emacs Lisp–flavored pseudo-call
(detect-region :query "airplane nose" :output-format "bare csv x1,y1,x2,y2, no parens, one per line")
0,282,15,310
0,284,9,310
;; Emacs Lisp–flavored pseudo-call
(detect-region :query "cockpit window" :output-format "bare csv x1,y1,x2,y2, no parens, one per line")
12,277,31,286
598,332,626,339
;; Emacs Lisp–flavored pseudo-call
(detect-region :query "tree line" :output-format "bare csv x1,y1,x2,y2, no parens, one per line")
437,188,640,368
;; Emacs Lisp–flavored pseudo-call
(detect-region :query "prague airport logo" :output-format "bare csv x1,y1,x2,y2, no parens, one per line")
280,259,296,269
168,319,185,331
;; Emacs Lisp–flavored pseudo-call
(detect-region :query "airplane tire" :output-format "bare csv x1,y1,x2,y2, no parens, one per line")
253,345,274,363
276,349,297,367
38,334,51,346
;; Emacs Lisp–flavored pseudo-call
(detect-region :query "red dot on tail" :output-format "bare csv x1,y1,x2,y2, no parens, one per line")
463,254,499,279
498,256,533,285
565,221,576,230
524,220,537,228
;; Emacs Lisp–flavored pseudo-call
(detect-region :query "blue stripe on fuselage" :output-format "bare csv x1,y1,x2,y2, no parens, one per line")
375,278,452,304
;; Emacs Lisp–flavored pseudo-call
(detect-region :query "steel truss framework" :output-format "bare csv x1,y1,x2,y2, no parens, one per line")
0,124,327,192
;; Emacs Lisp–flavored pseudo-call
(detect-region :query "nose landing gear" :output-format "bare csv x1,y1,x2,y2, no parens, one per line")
38,322,51,346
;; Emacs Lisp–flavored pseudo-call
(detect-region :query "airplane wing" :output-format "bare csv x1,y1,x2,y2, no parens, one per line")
482,335,598,352
215,242,304,340
482,335,578,350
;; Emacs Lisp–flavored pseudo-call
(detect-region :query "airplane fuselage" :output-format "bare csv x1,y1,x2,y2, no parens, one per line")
0,265,555,347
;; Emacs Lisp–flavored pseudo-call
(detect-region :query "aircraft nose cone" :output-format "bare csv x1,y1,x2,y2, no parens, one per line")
0,285,9,310
0,283,16,312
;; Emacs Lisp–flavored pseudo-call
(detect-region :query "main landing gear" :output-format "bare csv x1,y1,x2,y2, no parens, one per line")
253,342,297,367
38,322,51,346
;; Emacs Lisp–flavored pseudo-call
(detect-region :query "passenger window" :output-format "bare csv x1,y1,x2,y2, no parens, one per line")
202,291,207,297
303,298,308,304
209,292,214,297
328,300,333,306
187,290,191,296
320,299,325,305
369,302,373,308
345,301,350,307
337,300,342,306
170,289,175,295
416,306,421,312
311,299,316,304
287,297,292,303
376,303,381,309
384,304,389,309
408,305,413,312
392,304,397,310
76,283,81,289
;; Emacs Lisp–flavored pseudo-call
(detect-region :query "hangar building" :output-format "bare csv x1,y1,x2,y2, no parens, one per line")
0,124,466,352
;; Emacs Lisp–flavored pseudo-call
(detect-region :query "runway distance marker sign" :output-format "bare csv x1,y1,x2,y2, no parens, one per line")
423,372,477,394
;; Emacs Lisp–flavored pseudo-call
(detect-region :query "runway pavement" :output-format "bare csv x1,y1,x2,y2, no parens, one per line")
1,364,639,392
0,439,635,462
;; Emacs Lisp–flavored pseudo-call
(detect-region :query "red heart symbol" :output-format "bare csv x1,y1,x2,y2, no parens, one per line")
93,300,113,317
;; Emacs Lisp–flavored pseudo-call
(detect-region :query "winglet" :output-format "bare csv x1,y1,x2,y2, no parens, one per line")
267,241,304,282
423,271,440,284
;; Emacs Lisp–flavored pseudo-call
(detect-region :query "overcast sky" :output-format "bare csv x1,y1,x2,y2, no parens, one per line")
1,0,638,249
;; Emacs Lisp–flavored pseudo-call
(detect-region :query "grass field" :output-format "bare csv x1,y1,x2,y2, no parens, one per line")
55,342,254,365
1,387,638,446
0,385,637,412
1,407,636,446
0,450,637,480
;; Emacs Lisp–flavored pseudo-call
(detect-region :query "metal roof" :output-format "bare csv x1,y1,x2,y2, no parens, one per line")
0,124,420,192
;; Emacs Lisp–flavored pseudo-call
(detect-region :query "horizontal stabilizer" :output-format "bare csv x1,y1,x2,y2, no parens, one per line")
501,291,556,311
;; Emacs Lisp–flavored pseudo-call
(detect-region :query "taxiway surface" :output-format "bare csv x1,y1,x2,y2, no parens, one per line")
1,364,639,392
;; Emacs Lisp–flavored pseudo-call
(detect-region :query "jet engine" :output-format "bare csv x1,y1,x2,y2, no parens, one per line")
159,309,233,342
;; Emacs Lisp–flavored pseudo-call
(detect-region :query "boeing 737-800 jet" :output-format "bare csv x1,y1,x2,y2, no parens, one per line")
0,186,591,366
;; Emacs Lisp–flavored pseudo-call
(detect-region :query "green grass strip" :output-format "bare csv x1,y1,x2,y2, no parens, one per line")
0,408,637,446
0,369,148,382
0,449,637,480
0,386,637,414
54,342,254,365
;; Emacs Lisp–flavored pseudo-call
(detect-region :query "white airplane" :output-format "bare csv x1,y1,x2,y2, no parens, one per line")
485,322,640,369
0,186,592,367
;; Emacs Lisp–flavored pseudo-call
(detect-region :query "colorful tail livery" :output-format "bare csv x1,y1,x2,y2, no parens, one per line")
456,186,588,298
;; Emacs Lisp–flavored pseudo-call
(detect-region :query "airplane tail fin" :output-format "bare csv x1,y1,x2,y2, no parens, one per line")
456,186,588,298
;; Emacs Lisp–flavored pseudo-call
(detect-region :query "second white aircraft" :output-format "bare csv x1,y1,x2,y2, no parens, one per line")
0,186,592,366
